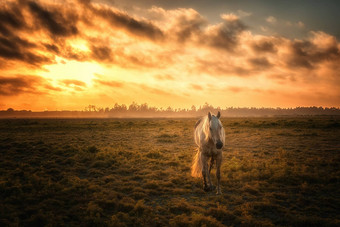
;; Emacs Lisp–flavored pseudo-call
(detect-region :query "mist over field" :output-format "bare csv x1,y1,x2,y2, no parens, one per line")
1,103,340,118
1,117,339,226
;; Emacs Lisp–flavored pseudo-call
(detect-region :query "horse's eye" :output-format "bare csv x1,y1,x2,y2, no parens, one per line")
209,127,212,131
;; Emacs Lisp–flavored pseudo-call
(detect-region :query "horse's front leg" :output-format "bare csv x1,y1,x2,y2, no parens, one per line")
209,157,214,174
201,154,210,192
208,157,215,190
216,153,222,195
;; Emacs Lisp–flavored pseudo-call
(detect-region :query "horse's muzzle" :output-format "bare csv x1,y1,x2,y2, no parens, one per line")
216,141,223,149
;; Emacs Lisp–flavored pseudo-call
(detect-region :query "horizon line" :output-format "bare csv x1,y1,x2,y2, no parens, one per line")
2,105,340,112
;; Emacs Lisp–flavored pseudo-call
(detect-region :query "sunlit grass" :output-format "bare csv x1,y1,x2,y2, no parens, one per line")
0,117,339,226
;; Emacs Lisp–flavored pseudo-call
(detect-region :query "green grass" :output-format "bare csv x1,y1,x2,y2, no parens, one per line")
0,117,339,226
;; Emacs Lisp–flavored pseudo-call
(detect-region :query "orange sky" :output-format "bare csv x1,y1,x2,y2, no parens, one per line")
1,0,339,111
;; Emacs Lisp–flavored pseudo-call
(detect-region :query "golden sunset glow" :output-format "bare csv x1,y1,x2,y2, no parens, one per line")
0,0,339,110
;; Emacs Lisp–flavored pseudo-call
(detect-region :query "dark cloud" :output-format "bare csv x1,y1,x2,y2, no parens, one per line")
206,18,247,52
27,1,78,37
287,40,314,69
268,74,296,83
61,46,89,62
0,75,46,96
251,40,277,53
286,39,340,69
0,35,53,66
196,58,251,77
248,57,272,69
308,40,340,63
0,35,36,50
174,12,206,42
43,43,60,54
0,1,77,67
312,46,340,62
89,42,162,68
83,1,164,41
125,55,156,68
90,45,113,62
0,1,26,36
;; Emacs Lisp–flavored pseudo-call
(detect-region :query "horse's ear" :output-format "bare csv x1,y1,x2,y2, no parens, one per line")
208,112,212,120
217,111,221,119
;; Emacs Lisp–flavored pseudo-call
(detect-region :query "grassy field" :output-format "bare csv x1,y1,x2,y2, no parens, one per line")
0,117,339,226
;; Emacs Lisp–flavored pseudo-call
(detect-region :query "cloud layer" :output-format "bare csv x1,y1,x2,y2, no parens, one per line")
0,0,339,110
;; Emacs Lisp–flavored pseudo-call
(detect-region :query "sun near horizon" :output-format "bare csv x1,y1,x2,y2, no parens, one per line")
1,0,339,111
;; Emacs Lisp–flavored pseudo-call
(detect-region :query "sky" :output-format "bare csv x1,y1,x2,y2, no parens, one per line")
0,0,339,111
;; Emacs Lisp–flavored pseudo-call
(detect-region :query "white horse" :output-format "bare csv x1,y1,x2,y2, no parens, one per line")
191,111,225,194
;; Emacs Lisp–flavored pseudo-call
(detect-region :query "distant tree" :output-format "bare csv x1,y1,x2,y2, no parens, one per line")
86,105,97,112
114,103,120,110
201,102,214,113
128,102,139,112
191,105,196,112
6,108,14,112
81,103,340,117
121,104,127,111
140,103,149,112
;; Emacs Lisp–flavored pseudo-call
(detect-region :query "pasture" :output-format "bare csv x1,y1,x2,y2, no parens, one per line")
0,117,339,226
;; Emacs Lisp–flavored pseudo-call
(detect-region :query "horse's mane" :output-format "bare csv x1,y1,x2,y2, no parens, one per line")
202,115,211,142
194,118,201,129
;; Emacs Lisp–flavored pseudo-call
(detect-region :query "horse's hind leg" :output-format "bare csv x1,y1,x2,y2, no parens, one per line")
209,157,214,174
208,157,216,190
207,166,213,191
201,154,210,192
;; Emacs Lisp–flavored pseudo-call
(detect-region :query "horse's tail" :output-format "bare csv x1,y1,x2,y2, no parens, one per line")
191,149,202,178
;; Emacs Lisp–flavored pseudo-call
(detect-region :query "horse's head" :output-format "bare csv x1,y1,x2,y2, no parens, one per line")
208,111,224,149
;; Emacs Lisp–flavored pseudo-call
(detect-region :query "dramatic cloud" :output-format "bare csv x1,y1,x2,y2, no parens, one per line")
90,45,113,62
27,1,78,37
80,0,164,41
251,39,277,53
0,1,26,36
60,79,87,91
0,0,339,110
0,35,53,66
204,14,247,52
0,75,56,96
248,57,272,69
285,33,340,69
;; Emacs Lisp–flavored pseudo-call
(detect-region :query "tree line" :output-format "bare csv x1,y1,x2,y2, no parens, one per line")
1,102,340,118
